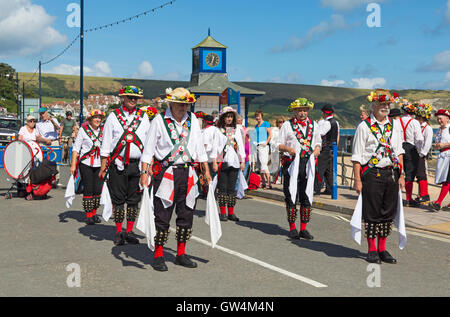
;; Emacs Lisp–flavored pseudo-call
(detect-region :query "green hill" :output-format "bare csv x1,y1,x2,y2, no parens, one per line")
18,72,450,127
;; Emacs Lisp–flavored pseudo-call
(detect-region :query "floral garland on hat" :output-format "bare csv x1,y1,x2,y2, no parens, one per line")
165,87,196,103
119,85,143,97
414,103,433,119
288,97,314,112
367,91,399,103
195,111,207,118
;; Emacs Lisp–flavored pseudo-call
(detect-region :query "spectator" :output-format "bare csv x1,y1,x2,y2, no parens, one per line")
269,118,284,184
18,115,44,143
254,109,272,189
236,114,251,183
59,111,78,164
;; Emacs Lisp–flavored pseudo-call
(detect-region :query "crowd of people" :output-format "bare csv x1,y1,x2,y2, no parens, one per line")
14,83,447,270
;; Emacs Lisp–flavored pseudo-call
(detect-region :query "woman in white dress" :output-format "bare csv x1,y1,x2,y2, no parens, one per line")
18,115,43,143
431,109,450,211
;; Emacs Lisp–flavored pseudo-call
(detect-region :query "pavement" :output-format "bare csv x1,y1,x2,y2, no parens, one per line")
248,183,450,236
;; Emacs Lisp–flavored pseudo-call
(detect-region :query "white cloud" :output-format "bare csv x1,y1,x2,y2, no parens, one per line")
0,0,66,58
320,79,346,87
133,61,154,78
48,61,112,77
271,14,350,53
351,77,386,89
417,50,450,72
320,0,379,11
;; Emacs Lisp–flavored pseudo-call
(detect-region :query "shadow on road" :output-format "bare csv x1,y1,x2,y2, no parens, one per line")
235,220,289,236
290,239,366,259
58,210,85,223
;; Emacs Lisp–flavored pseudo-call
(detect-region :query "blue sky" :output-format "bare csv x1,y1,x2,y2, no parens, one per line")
1,0,450,90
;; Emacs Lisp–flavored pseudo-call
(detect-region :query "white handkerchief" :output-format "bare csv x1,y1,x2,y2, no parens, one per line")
64,175,76,208
205,184,222,248
100,181,112,221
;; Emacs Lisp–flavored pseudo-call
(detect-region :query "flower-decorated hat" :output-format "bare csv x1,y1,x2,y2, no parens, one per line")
195,111,207,119
288,97,314,112
401,101,416,115
119,85,144,98
435,109,450,118
165,87,196,104
366,89,399,104
219,106,237,116
87,109,105,119
414,103,433,119
141,106,158,120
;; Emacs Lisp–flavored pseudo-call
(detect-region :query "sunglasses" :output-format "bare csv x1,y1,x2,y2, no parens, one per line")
28,119,36,122
128,96,139,101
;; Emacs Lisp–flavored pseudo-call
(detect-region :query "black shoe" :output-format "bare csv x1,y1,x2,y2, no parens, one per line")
299,230,314,240
175,254,198,268
124,231,140,244
114,232,125,246
430,202,441,211
152,257,168,272
378,250,397,264
85,217,95,225
366,251,381,264
442,204,450,212
414,195,430,204
407,200,419,207
288,229,299,239
228,214,240,222
219,214,228,221
92,214,101,223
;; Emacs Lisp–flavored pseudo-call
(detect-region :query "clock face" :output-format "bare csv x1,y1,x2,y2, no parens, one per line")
205,52,220,67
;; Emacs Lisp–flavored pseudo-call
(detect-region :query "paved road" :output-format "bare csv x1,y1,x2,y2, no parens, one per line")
0,167,449,297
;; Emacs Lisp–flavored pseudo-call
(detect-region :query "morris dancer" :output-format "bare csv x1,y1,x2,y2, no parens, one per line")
99,85,151,245
398,101,424,206
430,109,450,211
215,107,245,222
140,87,212,272
200,114,219,196
277,98,321,240
352,89,405,264
70,110,105,225
414,103,433,205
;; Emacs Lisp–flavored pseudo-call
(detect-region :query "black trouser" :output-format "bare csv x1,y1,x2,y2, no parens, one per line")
362,167,398,237
152,165,195,232
217,164,239,196
415,156,427,181
403,142,419,182
79,163,102,197
314,146,333,192
282,158,310,208
107,160,142,208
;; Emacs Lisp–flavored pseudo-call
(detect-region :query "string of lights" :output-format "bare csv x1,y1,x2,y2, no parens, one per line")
40,0,177,66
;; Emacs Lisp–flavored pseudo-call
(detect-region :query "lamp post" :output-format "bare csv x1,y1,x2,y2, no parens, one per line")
79,0,84,124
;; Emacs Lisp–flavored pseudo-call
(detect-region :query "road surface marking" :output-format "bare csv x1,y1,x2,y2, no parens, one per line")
171,227,328,288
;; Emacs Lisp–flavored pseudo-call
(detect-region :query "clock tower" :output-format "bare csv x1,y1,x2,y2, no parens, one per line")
190,30,227,87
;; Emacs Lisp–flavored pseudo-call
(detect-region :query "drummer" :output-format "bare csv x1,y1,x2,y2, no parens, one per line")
70,110,105,225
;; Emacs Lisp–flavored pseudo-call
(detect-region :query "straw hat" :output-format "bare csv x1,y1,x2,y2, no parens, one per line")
288,97,314,112
165,87,196,104
119,85,144,98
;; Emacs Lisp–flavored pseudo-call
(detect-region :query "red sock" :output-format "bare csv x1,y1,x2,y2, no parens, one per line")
126,221,134,233
92,209,97,216
436,183,450,205
220,206,226,215
405,181,413,201
154,245,163,258
300,222,307,231
227,206,234,216
86,212,92,219
419,180,429,197
177,242,186,256
367,237,377,252
289,222,296,231
115,222,122,233
378,236,387,252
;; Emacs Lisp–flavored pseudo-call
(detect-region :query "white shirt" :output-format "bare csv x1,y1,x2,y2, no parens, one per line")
318,115,340,136
18,126,38,142
277,117,322,158
202,125,219,161
73,124,102,167
36,118,60,140
351,114,404,167
216,126,245,168
398,114,424,148
100,107,151,168
419,122,433,157
140,107,208,165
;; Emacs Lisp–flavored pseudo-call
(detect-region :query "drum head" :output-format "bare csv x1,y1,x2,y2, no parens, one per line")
3,140,33,180
27,140,44,163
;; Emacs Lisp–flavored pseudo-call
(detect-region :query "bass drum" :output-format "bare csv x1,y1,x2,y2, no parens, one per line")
2,140,43,180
